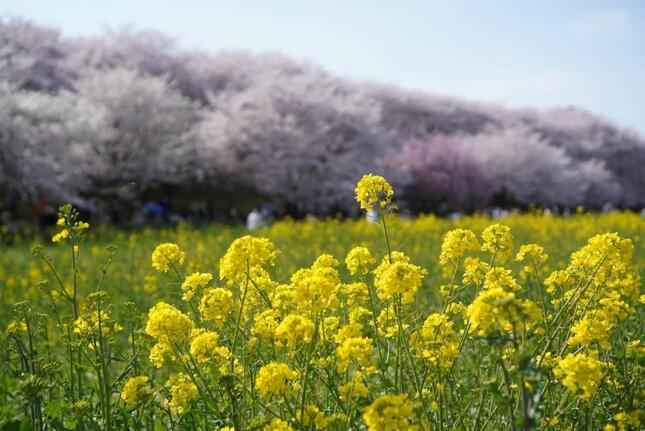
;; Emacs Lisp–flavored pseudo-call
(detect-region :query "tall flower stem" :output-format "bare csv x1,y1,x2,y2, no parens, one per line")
378,206,393,264
70,240,83,400
230,261,250,373
299,318,319,422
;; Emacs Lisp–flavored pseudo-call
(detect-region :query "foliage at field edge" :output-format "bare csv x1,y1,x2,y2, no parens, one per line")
2,175,644,430
2,17,645,214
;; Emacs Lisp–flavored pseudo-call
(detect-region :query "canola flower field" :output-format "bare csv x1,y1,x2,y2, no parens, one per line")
1,175,644,430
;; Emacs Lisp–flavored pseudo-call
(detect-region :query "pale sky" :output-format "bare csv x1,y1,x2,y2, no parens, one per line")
3,0,644,133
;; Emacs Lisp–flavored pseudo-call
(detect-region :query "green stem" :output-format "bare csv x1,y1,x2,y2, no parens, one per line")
394,298,433,426
299,318,320,421
378,206,392,263
230,263,250,373
529,256,550,338
498,351,516,431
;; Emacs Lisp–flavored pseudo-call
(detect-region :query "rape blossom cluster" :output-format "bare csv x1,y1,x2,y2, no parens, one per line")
123,174,642,429
4,174,642,430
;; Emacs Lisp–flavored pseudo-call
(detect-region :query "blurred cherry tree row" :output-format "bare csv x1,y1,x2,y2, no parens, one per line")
1,17,644,216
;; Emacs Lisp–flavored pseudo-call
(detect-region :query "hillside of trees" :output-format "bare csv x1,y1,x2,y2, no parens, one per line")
2,17,644,218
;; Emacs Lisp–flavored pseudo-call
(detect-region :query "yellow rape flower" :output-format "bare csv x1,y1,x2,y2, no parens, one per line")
338,372,369,401
515,244,548,273
219,236,277,285
199,288,234,326
568,233,632,285
568,310,612,349
275,314,315,348
252,309,281,341
164,374,198,415
554,352,604,400
189,330,218,363
145,302,194,344
355,174,394,211
481,224,513,260
336,337,373,370
345,246,375,275
151,243,186,273
263,418,294,431
255,362,299,396
363,394,419,431
289,255,341,313
466,287,534,338
462,257,490,286
51,229,69,243
298,405,326,430
411,313,459,370
373,254,426,305
439,228,479,266
149,342,173,368
120,376,150,405
180,272,213,301
484,267,521,291
334,322,364,344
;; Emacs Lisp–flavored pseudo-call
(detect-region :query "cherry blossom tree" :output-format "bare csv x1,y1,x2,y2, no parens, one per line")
71,68,200,200
1,18,644,215
0,17,75,92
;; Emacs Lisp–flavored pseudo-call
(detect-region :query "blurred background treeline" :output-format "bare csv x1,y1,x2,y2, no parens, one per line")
1,17,645,225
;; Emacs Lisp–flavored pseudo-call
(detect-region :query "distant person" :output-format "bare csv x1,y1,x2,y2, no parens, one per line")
601,202,614,213
366,208,378,224
246,207,265,231
143,202,166,225
491,207,506,219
